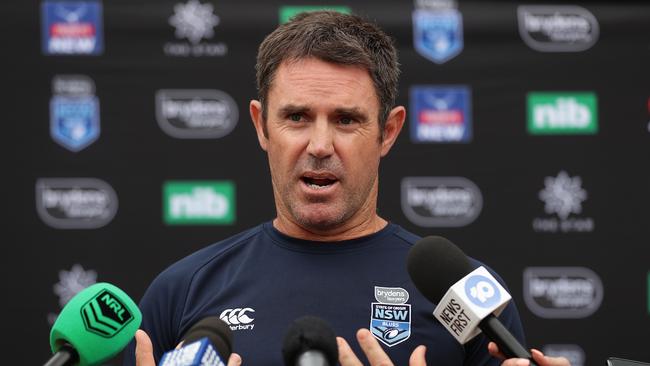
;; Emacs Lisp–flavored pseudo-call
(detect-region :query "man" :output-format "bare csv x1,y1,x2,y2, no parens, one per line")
126,11,529,365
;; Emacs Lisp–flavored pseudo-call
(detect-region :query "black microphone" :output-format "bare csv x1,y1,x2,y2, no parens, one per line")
407,236,537,365
158,316,232,366
282,316,338,366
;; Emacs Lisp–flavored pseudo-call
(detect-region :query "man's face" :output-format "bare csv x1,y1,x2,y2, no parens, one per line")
250,58,403,234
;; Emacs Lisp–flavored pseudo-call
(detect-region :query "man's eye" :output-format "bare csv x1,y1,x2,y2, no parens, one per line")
340,116,354,125
288,113,302,122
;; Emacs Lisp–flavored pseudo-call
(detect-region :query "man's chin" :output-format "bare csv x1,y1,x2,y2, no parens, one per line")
292,207,348,232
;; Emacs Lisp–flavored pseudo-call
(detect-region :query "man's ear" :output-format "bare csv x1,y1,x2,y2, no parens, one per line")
380,106,406,157
250,100,268,151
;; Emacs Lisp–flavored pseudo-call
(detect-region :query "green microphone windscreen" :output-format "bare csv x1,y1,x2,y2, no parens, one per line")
49,282,142,366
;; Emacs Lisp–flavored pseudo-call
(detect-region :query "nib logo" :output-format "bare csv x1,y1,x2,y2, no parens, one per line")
528,92,597,135
163,181,235,225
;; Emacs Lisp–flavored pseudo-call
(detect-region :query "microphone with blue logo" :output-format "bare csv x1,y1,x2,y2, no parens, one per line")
407,236,537,366
158,316,232,366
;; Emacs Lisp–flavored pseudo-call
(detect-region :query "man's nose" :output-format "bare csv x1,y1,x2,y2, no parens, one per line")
306,119,334,158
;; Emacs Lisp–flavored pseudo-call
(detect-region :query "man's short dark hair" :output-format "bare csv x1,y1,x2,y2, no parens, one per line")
255,11,400,133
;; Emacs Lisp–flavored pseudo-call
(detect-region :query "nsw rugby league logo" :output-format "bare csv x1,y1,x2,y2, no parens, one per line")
370,286,411,347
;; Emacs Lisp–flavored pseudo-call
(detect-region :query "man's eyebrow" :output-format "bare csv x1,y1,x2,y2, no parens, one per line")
278,105,310,117
334,107,369,122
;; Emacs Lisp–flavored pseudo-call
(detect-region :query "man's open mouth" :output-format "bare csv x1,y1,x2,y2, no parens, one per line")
301,174,338,189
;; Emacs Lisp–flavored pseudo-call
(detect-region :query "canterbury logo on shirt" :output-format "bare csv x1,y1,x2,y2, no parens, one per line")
219,307,255,330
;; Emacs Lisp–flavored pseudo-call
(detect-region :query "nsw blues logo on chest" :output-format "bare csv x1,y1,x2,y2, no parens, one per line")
370,286,411,347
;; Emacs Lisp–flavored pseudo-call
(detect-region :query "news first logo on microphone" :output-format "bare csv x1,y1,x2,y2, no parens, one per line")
433,267,511,344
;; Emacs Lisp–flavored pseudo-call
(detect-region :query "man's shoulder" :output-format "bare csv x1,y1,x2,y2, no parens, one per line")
387,223,422,246
154,223,265,285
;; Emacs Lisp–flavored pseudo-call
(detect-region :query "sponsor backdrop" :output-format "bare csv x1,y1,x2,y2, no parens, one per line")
5,0,649,364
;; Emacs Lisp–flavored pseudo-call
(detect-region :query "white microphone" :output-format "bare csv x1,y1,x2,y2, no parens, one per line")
433,266,511,343
407,236,537,365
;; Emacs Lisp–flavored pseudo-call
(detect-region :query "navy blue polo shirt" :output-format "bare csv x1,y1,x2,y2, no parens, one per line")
124,222,526,365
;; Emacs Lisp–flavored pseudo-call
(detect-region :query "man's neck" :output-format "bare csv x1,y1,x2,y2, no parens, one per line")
272,215,388,242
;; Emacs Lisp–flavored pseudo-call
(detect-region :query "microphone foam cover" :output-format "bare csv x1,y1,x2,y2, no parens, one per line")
407,236,473,304
182,316,233,359
50,282,142,366
282,316,338,366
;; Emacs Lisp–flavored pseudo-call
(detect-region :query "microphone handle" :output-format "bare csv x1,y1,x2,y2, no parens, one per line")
296,350,330,366
43,344,79,366
479,314,538,366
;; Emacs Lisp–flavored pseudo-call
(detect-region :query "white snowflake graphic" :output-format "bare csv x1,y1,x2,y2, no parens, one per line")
169,0,220,44
538,171,587,220
53,264,97,308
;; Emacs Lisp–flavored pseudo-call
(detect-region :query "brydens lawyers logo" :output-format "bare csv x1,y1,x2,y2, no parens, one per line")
518,5,599,52
401,177,482,227
542,344,586,366
156,89,238,139
36,178,118,229
370,286,411,347
412,0,463,64
532,171,594,233
41,0,104,55
220,308,255,331
523,267,603,319
410,86,471,143
527,92,597,135
50,75,100,152
163,181,235,225
164,0,227,57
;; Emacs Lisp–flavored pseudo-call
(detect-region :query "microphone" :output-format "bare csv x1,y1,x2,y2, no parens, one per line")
158,316,232,366
282,316,338,366
407,236,537,365
45,282,142,366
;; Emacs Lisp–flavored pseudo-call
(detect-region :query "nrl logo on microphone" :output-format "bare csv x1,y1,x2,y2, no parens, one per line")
370,286,411,347
81,289,134,337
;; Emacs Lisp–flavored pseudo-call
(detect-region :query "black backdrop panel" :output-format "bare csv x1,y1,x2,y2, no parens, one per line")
5,0,650,364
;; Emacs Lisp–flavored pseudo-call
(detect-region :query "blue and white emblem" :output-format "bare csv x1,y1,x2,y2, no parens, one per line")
41,1,104,55
50,75,100,152
412,9,463,64
410,85,472,143
370,286,411,347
